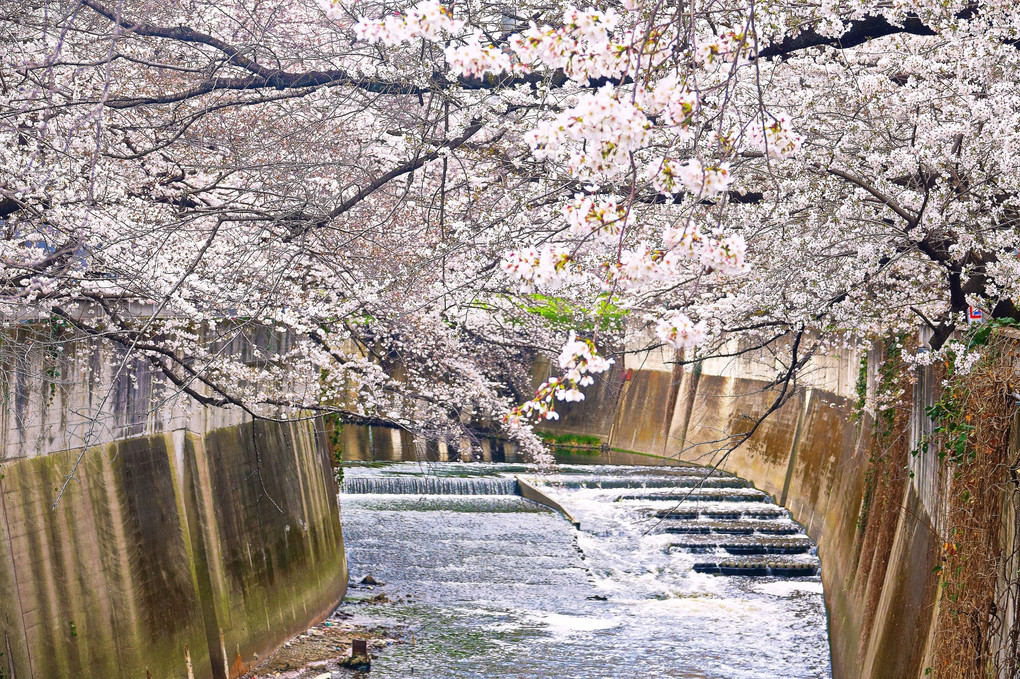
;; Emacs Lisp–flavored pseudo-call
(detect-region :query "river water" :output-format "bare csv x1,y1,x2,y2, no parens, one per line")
339,462,831,678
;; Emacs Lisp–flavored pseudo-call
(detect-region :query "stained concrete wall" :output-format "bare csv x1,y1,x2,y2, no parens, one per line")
0,419,346,679
1,328,201,461
536,343,945,679
0,335,347,679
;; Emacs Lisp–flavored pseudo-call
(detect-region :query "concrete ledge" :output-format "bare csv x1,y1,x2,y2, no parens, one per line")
516,476,580,529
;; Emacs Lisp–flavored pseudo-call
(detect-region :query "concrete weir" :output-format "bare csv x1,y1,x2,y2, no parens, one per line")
525,468,821,578
342,465,822,579
515,476,581,528
341,461,832,676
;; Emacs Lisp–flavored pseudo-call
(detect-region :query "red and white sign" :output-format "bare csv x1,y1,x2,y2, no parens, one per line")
968,307,983,324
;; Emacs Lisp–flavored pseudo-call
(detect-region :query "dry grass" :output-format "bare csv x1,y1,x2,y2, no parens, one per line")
929,333,1019,679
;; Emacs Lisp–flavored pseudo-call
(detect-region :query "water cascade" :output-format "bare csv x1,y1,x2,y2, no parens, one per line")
340,462,831,678
342,476,520,496
599,470,821,579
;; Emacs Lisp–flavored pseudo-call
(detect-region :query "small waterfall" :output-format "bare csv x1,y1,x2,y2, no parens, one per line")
343,476,520,496
340,461,830,677
548,476,748,490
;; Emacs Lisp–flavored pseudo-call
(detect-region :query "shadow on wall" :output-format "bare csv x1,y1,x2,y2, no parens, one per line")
0,417,347,679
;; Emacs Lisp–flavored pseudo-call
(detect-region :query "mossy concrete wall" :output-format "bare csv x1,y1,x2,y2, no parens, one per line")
535,345,943,679
0,418,347,679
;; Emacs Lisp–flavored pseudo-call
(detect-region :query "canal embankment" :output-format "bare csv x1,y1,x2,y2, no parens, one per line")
0,341,346,679
534,337,1020,679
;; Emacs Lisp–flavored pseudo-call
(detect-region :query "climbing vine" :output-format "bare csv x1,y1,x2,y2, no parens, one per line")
851,352,869,423
923,323,1020,679
855,335,909,534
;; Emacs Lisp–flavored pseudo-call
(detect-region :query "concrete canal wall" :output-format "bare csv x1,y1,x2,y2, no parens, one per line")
0,339,346,679
534,338,1001,679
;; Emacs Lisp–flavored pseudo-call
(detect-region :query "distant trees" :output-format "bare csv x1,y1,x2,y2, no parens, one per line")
2,0,1019,452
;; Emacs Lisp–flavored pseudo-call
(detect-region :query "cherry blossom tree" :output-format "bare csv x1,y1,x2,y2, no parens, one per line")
2,0,1019,456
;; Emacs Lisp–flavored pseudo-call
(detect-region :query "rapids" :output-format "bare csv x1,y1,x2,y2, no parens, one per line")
339,462,831,678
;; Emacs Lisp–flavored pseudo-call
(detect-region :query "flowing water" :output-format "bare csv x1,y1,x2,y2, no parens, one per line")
342,476,520,496
339,462,831,678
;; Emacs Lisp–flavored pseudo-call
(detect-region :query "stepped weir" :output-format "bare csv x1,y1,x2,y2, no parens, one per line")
527,468,821,579
343,463,822,581
340,461,830,678
342,476,520,496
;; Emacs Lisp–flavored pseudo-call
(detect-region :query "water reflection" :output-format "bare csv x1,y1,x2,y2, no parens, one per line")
338,423,695,467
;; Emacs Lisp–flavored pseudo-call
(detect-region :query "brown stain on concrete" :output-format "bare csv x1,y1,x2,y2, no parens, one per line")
859,485,940,679
0,417,346,679
545,359,945,679
611,370,678,454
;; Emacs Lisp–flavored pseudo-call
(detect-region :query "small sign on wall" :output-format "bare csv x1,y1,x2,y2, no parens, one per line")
968,307,983,324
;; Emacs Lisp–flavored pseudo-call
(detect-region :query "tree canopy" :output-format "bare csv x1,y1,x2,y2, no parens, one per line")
3,0,1019,455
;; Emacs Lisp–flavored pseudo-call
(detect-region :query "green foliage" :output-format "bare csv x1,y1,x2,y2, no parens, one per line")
923,384,975,466
524,294,626,333
966,316,1018,349
554,446,600,459
851,353,868,423
536,430,602,447
536,430,604,459
42,319,66,406
855,334,906,533
912,319,1017,469
325,413,344,484
876,335,903,435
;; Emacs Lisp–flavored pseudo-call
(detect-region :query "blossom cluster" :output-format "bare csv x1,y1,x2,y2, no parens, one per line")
661,225,748,275
500,245,575,293
348,0,463,43
563,194,626,243
526,88,650,179
745,114,804,159
693,31,751,65
655,313,708,350
605,244,670,289
351,2,633,84
445,34,516,78
698,233,748,274
506,332,614,423
512,9,632,84
648,158,733,197
634,76,699,129
915,340,984,377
